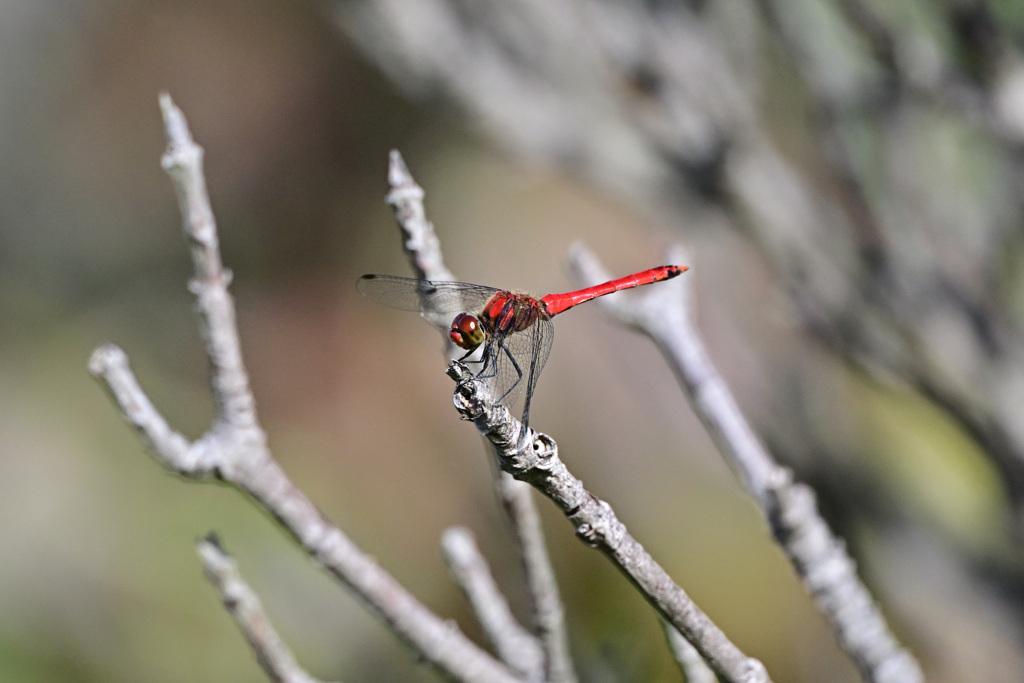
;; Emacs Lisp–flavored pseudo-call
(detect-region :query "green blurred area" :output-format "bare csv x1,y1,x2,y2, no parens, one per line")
0,2,1018,682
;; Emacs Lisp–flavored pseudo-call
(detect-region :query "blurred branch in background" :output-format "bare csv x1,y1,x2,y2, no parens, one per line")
197,534,337,683
569,244,920,682
336,0,1024,515
333,0,1024,679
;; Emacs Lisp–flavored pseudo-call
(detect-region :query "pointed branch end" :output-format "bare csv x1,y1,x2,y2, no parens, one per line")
89,343,128,379
388,149,411,184
386,149,424,205
196,532,233,575
159,92,202,172
159,93,189,147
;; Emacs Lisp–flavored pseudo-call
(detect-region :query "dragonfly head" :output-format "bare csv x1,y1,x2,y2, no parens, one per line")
450,313,485,350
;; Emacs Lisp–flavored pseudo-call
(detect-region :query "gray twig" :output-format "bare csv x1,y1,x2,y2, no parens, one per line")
441,527,545,681
197,535,337,683
567,243,922,683
493,474,577,683
448,363,771,683
661,617,716,683
385,150,454,283
89,94,521,683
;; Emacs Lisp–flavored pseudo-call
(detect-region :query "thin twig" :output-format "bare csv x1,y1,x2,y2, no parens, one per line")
160,93,256,430
566,244,776,504
197,534,337,683
448,363,771,683
89,95,521,683
661,618,716,683
567,243,923,683
441,527,545,681
385,150,454,283
387,153,575,681
493,474,577,683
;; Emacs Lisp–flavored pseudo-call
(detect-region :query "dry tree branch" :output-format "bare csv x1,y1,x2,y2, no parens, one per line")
492,473,576,683
89,95,521,683
441,527,545,680
566,243,923,683
661,617,716,683
447,363,771,683
385,150,455,283
384,151,575,682
197,535,337,683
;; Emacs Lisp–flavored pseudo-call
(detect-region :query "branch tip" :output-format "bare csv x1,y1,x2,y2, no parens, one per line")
565,243,610,287
388,149,411,182
201,530,225,551
88,343,128,377
196,534,231,570
386,150,425,204
159,94,188,143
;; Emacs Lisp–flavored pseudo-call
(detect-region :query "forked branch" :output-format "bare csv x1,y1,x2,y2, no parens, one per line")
90,95,521,683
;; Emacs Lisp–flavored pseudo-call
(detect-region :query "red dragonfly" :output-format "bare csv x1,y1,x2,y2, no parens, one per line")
357,265,687,429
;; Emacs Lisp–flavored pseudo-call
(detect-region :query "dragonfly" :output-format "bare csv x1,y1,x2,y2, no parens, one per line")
357,265,687,430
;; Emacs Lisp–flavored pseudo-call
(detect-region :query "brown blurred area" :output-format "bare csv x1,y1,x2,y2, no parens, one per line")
2,1,1022,682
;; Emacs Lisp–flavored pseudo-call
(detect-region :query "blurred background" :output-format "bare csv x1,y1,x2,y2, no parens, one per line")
2,0,1024,681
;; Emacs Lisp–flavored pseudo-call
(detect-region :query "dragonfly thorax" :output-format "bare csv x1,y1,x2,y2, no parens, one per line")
481,292,547,336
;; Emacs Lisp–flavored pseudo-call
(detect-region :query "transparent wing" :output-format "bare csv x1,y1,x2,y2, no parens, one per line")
357,274,498,332
484,317,554,429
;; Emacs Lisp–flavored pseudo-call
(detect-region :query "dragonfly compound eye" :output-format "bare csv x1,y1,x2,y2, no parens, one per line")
450,313,485,350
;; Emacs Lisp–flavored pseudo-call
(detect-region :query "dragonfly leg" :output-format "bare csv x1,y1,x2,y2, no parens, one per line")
462,345,496,381
458,346,487,368
496,343,524,404
458,341,530,430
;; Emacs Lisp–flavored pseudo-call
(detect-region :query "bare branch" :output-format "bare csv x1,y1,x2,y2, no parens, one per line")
567,244,923,683
448,363,771,683
441,527,545,681
385,150,454,283
661,618,716,683
566,244,776,504
159,93,257,430
493,474,576,683
89,344,217,476
767,470,924,683
197,535,338,683
90,95,522,683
